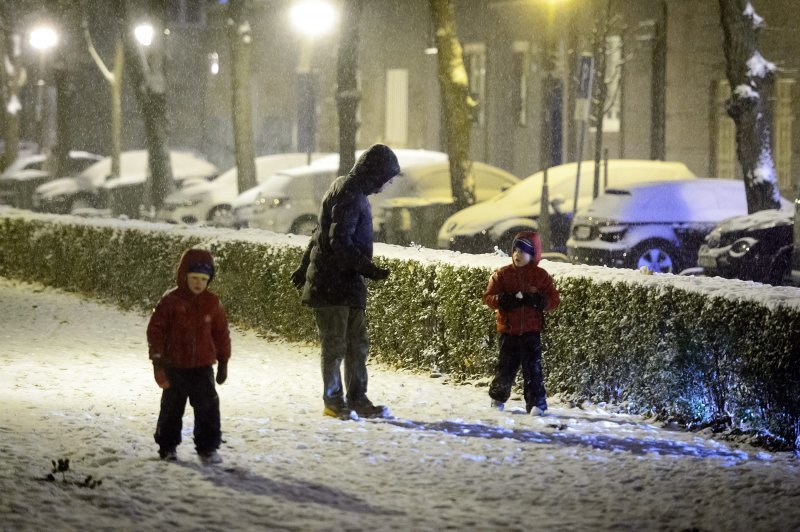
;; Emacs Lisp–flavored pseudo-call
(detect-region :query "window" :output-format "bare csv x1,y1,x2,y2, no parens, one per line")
713,79,737,179
511,41,529,127
385,69,409,146
463,43,486,126
168,0,205,27
603,35,622,133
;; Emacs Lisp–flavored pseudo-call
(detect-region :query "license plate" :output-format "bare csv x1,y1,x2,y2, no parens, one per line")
574,225,592,240
698,255,716,268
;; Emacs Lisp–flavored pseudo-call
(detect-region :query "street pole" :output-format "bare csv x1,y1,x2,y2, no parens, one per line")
538,4,556,253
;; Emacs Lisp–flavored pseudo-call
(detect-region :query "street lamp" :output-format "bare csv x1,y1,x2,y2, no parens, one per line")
29,25,58,153
538,0,568,252
134,23,154,47
290,0,337,163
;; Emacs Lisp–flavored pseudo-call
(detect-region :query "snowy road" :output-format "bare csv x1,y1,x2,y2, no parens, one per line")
1,276,800,531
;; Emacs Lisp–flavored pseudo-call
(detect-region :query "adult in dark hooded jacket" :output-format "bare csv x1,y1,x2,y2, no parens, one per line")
291,144,400,419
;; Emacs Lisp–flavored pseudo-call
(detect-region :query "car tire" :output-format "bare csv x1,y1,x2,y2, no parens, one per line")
291,216,318,236
208,205,233,227
629,240,680,274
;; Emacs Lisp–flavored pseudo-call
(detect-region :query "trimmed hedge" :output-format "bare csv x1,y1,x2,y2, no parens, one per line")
1,211,799,449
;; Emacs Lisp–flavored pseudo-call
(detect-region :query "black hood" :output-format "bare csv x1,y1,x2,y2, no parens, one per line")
349,144,400,194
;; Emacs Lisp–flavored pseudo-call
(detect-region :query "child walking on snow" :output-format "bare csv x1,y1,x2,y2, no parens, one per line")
483,231,560,415
147,248,231,464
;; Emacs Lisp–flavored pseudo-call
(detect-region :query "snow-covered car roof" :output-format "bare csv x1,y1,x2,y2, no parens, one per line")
578,178,748,224
102,151,218,190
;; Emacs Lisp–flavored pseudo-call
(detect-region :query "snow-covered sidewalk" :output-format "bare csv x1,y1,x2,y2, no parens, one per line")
1,276,799,531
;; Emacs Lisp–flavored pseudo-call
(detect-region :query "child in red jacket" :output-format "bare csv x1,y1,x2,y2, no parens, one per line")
147,248,231,463
482,231,560,415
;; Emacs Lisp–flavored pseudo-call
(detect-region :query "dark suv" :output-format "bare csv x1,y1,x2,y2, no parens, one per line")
697,208,794,285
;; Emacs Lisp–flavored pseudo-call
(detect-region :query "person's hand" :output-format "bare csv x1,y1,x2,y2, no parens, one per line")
364,263,390,281
216,361,228,385
290,266,306,290
497,293,523,311
521,292,547,310
153,365,170,389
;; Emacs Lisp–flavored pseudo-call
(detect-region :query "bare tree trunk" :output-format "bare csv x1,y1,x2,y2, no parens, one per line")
429,0,475,211
228,0,256,194
0,1,25,170
718,0,780,213
336,0,362,177
83,5,123,179
115,0,173,214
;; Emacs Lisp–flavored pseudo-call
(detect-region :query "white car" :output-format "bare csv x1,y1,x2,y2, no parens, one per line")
233,150,520,237
437,159,696,254
0,151,103,208
566,178,774,273
33,150,217,215
157,152,333,226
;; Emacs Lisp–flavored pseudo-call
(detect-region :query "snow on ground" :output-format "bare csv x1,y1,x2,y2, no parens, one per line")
2,276,800,531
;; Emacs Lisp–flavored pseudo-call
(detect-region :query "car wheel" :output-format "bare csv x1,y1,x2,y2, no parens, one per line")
208,205,233,227
291,216,318,236
767,248,792,286
630,240,679,273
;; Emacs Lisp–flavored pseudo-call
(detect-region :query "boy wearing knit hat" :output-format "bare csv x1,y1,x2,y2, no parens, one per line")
482,231,560,415
147,248,231,463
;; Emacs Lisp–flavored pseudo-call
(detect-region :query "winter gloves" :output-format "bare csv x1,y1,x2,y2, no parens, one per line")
498,293,523,311
153,363,170,389
498,292,547,311
521,292,547,310
363,262,390,281
152,361,229,388
290,266,306,290
216,361,228,385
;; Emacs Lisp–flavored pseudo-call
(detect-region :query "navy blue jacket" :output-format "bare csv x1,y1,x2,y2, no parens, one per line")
300,144,400,309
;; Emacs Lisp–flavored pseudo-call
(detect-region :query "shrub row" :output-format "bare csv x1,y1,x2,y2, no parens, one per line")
1,211,799,449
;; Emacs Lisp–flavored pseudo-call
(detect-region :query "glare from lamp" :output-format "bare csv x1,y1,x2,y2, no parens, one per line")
134,24,154,46
29,26,58,51
290,0,337,37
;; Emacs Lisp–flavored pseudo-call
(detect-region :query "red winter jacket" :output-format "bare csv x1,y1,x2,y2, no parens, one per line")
483,261,560,335
147,249,231,369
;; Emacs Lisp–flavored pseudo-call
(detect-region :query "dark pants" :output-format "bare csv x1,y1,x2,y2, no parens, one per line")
313,306,370,408
154,366,221,453
489,332,547,412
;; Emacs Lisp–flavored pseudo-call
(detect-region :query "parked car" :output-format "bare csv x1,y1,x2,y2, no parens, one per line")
234,150,520,237
33,150,217,215
437,159,696,254
566,178,767,273
156,152,333,226
0,151,103,208
697,207,795,285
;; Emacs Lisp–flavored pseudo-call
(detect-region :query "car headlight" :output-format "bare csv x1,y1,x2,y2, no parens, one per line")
256,196,288,208
729,237,758,258
598,224,627,243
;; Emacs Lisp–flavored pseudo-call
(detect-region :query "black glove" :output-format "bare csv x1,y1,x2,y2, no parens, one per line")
216,361,228,385
521,292,547,310
498,293,523,311
290,266,306,290
364,263,390,281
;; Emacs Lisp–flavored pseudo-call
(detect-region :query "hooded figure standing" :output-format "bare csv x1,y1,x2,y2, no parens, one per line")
291,144,400,419
147,248,231,463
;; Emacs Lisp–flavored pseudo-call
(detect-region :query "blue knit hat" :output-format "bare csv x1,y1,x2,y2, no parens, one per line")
188,262,214,278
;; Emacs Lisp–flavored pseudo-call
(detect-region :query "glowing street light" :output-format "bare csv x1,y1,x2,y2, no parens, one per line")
29,25,58,51
29,25,59,152
134,23,154,47
290,0,337,163
290,0,337,37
